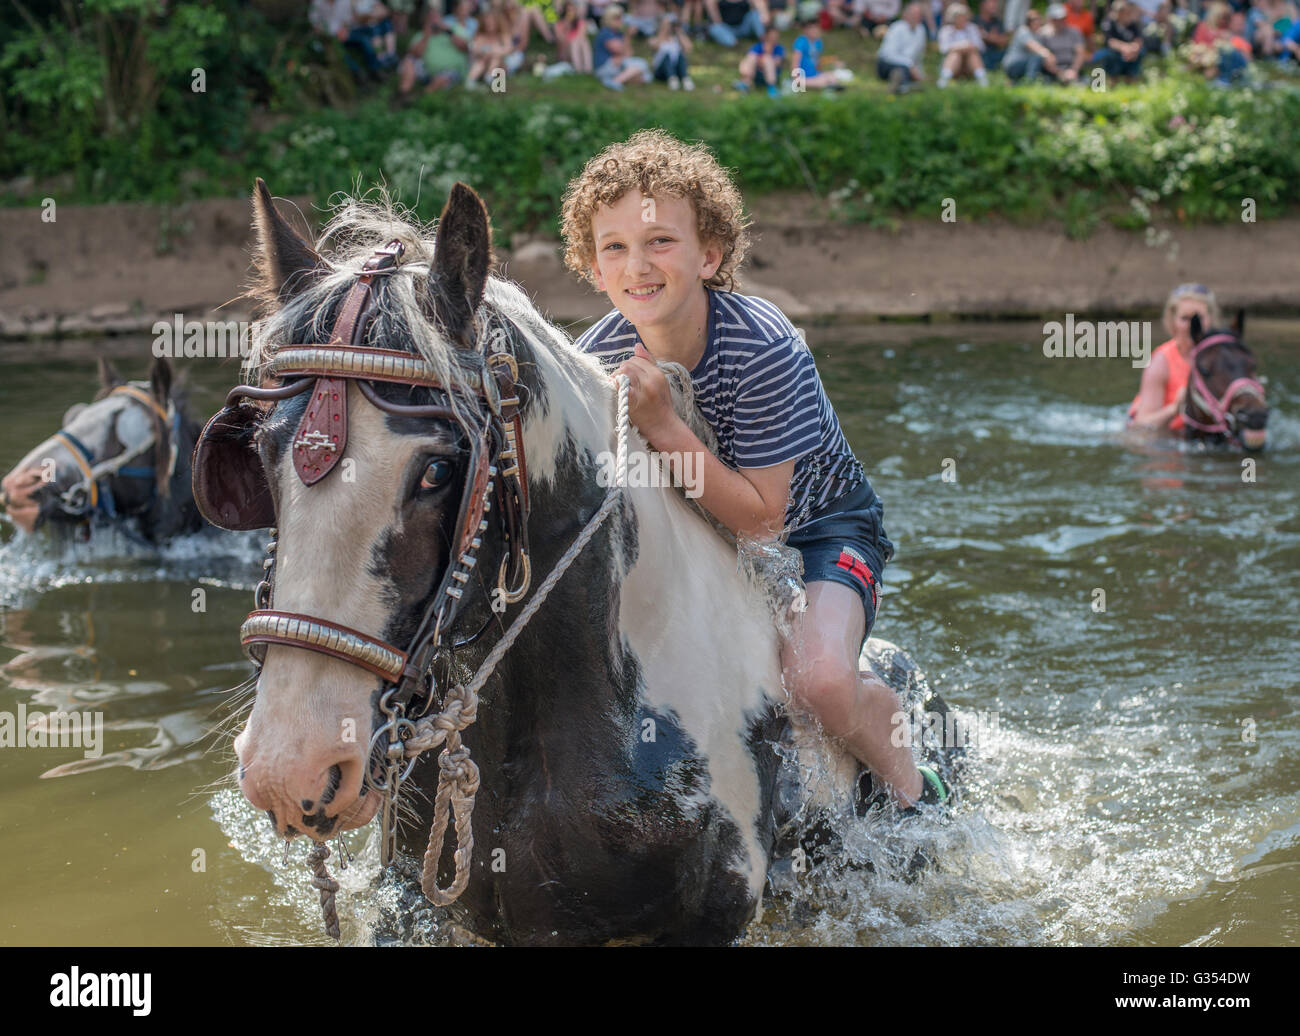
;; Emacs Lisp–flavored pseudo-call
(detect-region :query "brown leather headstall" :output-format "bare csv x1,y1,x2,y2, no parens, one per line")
191,240,532,706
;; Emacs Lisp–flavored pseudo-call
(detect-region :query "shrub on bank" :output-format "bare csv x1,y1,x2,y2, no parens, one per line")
3,42,1297,239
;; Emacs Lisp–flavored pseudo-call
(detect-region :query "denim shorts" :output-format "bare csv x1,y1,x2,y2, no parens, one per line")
785,480,891,643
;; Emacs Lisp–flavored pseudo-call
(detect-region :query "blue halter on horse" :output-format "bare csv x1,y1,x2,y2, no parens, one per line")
2,363,203,545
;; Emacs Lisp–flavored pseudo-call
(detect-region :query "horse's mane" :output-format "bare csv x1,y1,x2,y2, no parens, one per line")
243,191,495,431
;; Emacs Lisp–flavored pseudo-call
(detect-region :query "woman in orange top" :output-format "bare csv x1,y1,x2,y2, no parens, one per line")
1129,283,1220,432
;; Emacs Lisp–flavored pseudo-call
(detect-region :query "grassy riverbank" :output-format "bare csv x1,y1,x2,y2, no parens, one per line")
4,14,1299,241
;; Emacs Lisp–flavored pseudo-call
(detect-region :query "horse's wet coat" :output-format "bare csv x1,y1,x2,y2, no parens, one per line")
1,360,204,544
233,186,863,944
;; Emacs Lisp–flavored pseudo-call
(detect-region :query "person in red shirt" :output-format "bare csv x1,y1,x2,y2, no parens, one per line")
1064,0,1095,39
1129,283,1221,432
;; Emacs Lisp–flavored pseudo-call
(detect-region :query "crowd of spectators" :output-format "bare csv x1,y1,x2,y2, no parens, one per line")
307,0,1300,97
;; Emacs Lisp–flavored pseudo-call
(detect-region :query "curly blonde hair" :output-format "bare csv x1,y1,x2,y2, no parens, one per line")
560,128,752,293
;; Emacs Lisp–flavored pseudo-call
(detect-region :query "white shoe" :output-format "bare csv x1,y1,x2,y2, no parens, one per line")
668,74,681,90
682,76,695,90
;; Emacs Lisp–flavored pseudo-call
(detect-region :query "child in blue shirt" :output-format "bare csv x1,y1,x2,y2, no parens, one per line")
792,15,849,87
736,25,786,93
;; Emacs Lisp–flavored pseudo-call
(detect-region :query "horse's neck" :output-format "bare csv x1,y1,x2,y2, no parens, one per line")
520,342,782,703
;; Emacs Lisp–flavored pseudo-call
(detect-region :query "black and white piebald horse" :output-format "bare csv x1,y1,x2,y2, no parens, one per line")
1,357,204,545
1182,312,1268,451
216,181,952,945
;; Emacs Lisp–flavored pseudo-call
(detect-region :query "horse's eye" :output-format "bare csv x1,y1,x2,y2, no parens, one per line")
1198,364,1213,376
419,458,455,492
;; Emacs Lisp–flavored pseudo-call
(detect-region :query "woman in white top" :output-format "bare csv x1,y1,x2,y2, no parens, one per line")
936,2,988,85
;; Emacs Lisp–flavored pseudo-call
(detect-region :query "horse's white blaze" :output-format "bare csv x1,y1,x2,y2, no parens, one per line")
249,385,407,764
617,457,784,899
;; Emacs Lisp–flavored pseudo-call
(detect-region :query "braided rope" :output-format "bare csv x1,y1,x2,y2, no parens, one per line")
412,374,631,906
616,373,630,488
306,843,341,940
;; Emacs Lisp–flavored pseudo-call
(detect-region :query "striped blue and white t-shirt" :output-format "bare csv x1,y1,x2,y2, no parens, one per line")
574,286,873,531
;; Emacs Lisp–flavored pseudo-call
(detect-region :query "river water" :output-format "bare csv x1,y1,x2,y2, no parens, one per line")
1,323,1296,946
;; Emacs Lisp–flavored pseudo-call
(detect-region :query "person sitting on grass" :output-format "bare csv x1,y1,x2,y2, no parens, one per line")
556,0,595,72
680,0,709,34
1003,7,1054,79
466,8,523,87
769,0,796,30
563,128,952,818
352,0,399,71
1035,2,1086,82
877,1,930,89
498,0,557,57
1282,16,1300,64
1246,0,1293,59
593,5,654,88
857,0,903,39
627,0,666,36
824,0,859,28
735,23,787,93
1191,2,1251,84
398,6,470,97
792,14,851,87
937,2,989,83
651,11,697,88
974,0,1009,68
705,0,770,46
1091,0,1146,82
1141,0,1177,56
1062,0,1095,55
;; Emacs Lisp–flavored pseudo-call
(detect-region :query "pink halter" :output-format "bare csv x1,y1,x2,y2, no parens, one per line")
1182,333,1266,443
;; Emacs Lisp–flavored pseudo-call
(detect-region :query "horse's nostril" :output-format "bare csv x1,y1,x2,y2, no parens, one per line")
319,764,343,806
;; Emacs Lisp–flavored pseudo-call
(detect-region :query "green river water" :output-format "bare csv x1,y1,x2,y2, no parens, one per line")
1,322,1296,946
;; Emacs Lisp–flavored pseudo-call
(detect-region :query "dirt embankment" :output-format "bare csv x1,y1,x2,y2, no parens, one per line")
1,194,1296,339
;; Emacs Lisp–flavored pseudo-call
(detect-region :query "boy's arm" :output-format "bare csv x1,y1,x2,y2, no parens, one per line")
651,419,794,539
615,341,796,538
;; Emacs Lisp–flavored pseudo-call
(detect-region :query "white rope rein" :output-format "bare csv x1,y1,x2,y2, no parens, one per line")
409,374,631,905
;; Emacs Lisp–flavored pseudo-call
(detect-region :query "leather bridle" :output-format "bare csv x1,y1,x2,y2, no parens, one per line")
192,240,532,793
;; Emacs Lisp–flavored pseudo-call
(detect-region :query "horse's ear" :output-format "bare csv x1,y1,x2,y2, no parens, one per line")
1234,308,1246,338
1190,312,1205,343
252,178,326,304
98,357,125,390
430,182,494,349
149,356,173,404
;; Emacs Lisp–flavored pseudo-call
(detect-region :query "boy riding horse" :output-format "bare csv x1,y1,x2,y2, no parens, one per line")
561,130,952,811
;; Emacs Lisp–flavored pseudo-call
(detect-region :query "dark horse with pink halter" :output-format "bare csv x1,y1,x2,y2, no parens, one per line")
1182,313,1268,451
